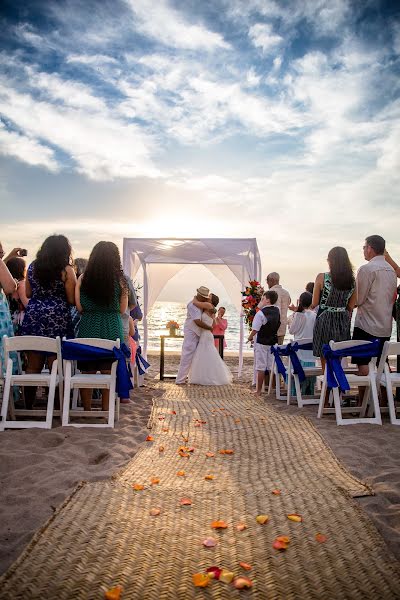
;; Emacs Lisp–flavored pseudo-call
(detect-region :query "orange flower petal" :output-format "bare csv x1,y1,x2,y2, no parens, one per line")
287,514,302,523
256,515,269,524
239,562,252,571
272,489,281,496
205,452,215,458
233,576,253,589
272,540,288,551
192,573,210,588
219,449,234,455
158,445,164,452
132,483,144,491
170,410,177,415
179,497,192,506
219,570,234,584
146,435,154,442
211,520,228,529
205,475,215,480
104,584,123,600
176,470,185,476
276,535,290,544
149,508,161,516
202,537,217,547
236,522,247,531
315,533,327,543
150,478,160,485
178,451,190,458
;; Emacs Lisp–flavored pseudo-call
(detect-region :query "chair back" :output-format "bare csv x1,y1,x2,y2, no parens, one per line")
329,339,373,352
376,341,400,381
65,338,120,352
294,337,312,347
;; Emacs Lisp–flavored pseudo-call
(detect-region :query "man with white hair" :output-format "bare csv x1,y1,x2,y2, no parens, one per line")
266,272,291,345
176,286,214,384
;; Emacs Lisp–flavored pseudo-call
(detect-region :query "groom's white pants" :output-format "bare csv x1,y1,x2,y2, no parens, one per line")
176,330,200,383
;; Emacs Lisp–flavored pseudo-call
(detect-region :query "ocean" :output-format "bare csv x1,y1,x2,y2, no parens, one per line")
142,301,398,352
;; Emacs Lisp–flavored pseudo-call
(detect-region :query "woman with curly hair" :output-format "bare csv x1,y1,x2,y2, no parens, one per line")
21,234,76,407
312,246,357,368
75,241,128,411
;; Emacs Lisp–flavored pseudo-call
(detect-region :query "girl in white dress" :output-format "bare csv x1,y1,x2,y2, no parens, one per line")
189,294,233,386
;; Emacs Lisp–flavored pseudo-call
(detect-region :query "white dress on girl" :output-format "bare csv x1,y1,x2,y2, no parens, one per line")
189,313,233,385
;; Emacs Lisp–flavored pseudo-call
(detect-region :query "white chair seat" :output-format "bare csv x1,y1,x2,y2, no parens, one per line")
9,374,61,386
68,374,113,388
316,373,372,387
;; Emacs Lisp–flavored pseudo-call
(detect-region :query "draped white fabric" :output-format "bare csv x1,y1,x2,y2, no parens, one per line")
122,238,261,374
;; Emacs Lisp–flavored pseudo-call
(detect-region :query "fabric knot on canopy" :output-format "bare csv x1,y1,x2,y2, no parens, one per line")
123,238,261,374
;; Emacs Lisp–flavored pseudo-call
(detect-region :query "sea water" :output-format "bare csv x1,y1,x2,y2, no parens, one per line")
141,301,398,352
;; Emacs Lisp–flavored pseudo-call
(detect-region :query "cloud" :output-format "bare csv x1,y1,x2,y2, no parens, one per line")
66,54,118,66
0,121,58,171
248,23,283,53
125,0,230,50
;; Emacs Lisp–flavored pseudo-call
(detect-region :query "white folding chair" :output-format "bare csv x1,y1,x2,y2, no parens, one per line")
286,338,323,407
62,338,120,428
316,340,381,425
267,344,288,400
375,341,400,425
0,335,63,430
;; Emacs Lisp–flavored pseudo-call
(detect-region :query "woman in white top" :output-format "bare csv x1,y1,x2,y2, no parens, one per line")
288,291,316,394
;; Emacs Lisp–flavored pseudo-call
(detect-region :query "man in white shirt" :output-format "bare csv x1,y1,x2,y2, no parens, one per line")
266,272,291,344
176,286,214,384
248,290,280,395
353,235,397,375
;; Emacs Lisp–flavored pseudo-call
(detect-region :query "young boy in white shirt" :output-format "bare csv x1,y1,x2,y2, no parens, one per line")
248,290,280,396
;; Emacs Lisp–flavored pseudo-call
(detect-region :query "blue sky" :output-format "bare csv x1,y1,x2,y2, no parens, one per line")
1,0,399,301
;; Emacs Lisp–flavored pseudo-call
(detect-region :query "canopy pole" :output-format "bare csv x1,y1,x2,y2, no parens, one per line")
142,262,149,358
238,265,245,377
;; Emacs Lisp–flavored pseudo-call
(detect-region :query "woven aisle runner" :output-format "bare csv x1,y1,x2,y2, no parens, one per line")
1,384,399,599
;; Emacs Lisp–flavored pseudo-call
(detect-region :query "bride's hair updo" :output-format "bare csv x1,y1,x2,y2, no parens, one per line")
210,293,219,307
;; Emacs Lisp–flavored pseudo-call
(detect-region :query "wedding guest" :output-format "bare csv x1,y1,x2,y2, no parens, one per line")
266,272,290,344
248,290,280,396
75,241,128,411
0,248,17,375
212,306,228,350
288,291,316,395
312,246,356,370
6,257,29,334
352,235,397,374
21,235,76,408
306,282,314,294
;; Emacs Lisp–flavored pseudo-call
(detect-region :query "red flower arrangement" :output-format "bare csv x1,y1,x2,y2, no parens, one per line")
241,280,264,333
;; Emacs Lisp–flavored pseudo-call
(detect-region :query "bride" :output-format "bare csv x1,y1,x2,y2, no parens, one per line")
189,294,233,386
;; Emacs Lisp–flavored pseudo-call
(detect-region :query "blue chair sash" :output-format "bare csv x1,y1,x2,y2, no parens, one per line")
289,342,314,383
62,341,133,399
270,344,290,377
322,340,380,391
135,345,150,375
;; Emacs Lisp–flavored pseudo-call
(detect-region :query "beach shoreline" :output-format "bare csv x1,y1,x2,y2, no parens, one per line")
0,353,399,576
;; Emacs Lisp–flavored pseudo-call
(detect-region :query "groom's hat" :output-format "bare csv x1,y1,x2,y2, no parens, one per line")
197,286,210,298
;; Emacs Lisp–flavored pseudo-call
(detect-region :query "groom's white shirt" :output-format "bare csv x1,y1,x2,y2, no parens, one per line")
184,301,202,336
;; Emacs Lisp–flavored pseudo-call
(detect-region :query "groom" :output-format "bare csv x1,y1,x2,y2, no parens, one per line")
176,286,214,385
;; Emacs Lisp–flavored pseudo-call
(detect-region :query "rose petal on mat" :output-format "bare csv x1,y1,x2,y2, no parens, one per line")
239,562,252,571
176,470,186,476
211,520,228,529
315,533,327,543
206,566,222,579
203,537,217,547
192,573,210,587
132,484,144,491
158,417,165,421
179,497,192,506
219,449,234,455
149,508,161,516
188,447,195,453
158,446,164,453
205,475,215,480
181,434,189,442
104,584,123,599
287,514,302,522
150,478,160,485
276,535,290,544
233,576,253,589
272,539,288,551
236,523,247,531
256,515,269,524
219,570,234,583
205,452,215,458
170,410,177,415
271,489,281,495
145,435,154,442
178,451,190,458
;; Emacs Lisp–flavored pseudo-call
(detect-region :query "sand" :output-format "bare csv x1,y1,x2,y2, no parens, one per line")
0,352,399,577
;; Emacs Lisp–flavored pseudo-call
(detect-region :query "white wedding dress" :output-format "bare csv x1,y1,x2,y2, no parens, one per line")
189,313,233,385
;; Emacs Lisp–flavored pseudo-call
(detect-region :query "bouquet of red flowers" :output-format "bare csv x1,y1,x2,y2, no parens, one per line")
241,280,264,333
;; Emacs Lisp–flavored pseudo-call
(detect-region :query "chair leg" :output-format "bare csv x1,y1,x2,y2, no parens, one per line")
385,370,399,425
332,387,344,425
45,361,57,429
369,379,382,425
1,360,13,429
108,386,116,428
294,375,303,408
317,378,327,418
62,363,72,427
267,358,275,395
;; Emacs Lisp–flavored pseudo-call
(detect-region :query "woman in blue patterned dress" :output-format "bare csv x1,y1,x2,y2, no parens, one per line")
0,246,17,375
312,246,357,370
21,235,76,408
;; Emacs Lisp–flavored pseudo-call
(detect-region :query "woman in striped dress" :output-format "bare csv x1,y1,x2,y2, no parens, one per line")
312,247,356,369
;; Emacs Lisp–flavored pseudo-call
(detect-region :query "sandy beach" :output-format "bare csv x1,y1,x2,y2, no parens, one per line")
0,352,399,577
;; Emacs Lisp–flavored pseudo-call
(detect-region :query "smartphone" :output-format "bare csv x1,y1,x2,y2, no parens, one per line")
19,249,27,256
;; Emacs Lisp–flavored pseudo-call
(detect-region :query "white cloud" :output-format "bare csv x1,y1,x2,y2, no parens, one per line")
125,0,229,50
248,23,282,53
66,54,118,66
245,67,261,88
0,121,58,171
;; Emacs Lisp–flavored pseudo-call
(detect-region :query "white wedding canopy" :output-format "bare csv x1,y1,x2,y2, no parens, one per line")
122,238,262,373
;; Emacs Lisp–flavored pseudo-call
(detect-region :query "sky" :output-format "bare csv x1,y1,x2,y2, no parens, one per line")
0,0,399,303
